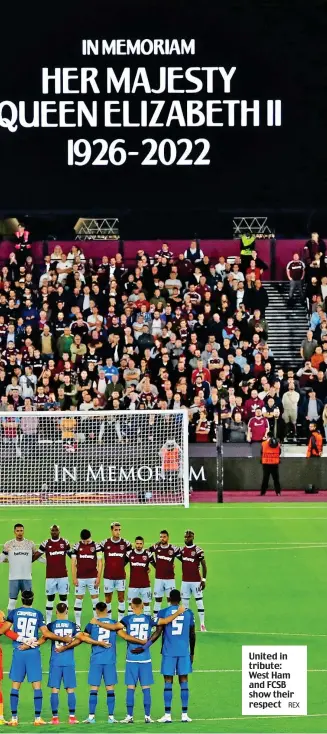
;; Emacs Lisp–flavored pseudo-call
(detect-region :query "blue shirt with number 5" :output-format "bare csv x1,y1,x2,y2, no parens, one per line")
156,606,194,658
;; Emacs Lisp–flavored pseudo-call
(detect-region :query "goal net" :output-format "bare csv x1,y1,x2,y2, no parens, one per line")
0,409,189,507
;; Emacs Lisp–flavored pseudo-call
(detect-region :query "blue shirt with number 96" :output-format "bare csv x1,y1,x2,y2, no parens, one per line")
7,607,45,649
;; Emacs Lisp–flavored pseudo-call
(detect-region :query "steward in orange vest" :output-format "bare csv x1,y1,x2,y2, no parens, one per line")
306,423,323,457
260,436,281,496
261,439,281,465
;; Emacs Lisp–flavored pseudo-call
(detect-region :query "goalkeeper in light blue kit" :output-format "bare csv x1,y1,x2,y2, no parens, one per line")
132,589,195,724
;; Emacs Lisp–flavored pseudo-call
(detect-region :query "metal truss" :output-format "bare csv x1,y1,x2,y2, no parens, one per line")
75,218,120,240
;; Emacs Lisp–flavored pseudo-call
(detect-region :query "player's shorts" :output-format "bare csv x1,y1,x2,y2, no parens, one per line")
9,579,32,600
0,648,3,681
125,661,154,686
104,579,125,594
154,579,175,599
128,587,152,604
46,577,70,596
161,655,192,677
76,578,98,596
181,581,203,600
88,663,118,687
48,665,76,689
10,649,42,683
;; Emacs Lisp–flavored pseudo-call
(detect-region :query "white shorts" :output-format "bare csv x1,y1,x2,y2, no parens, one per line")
76,578,98,596
128,587,152,604
154,578,176,599
181,581,203,600
46,577,69,596
104,579,126,594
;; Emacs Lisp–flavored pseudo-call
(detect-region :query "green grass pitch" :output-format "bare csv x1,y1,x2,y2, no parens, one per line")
0,502,326,734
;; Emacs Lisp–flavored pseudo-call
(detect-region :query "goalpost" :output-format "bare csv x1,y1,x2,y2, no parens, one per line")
0,409,189,507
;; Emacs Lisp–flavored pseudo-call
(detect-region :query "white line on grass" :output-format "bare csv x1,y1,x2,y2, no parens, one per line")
88,516,327,521
196,540,327,546
4,668,327,675
205,544,327,553
207,630,327,638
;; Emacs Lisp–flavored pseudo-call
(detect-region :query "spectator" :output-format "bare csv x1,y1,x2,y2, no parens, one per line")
247,407,269,443
286,252,305,303
303,389,323,432
184,239,204,264
303,231,326,266
300,330,318,361
282,383,299,437
227,411,247,442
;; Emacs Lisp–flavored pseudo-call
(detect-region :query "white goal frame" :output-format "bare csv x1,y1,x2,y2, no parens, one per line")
0,409,189,508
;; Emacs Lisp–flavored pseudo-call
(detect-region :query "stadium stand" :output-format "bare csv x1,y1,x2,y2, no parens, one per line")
0,229,325,448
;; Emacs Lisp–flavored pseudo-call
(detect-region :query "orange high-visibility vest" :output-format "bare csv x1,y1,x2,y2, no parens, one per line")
162,447,180,471
261,439,280,465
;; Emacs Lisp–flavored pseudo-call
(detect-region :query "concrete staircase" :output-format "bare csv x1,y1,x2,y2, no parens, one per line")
264,281,308,371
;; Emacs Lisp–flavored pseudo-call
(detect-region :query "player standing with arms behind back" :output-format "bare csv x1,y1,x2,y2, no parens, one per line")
0,524,40,614
178,530,207,631
34,525,71,624
100,522,132,621
126,537,154,614
71,530,102,626
148,531,180,613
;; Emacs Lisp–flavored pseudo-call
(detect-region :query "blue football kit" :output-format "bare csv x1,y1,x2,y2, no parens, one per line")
156,606,195,676
121,613,155,686
84,618,118,687
47,620,79,690
8,606,45,683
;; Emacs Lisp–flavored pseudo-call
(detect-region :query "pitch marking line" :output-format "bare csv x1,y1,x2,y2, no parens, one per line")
205,544,327,553
198,541,327,545
4,668,327,674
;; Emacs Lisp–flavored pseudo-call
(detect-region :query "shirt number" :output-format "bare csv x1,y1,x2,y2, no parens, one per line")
17,617,37,639
129,622,149,640
98,627,110,642
171,616,184,635
54,628,73,648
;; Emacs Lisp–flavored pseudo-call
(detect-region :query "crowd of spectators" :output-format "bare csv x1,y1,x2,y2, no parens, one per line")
0,226,325,446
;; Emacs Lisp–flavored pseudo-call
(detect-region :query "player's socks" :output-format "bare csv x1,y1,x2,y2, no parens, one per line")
107,691,115,716
50,693,59,716
46,601,54,624
0,690,3,718
74,598,83,626
34,690,43,718
181,598,190,609
126,689,135,716
180,681,189,713
106,604,112,615
196,599,205,627
68,692,76,716
91,598,99,613
118,602,125,621
142,688,151,716
164,685,173,713
89,691,98,715
153,601,161,613
10,689,19,718
144,604,151,615
8,599,16,614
